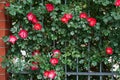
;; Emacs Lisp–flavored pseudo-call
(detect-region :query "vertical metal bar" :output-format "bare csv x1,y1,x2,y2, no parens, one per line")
87,0,91,79
41,0,44,80
41,0,44,4
41,0,44,26
65,64,67,80
64,1,67,80
87,42,90,80
100,62,103,80
30,76,33,80
111,57,114,80
76,58,79,80
65,42,67,80
65,0,67,5
99,39,102,80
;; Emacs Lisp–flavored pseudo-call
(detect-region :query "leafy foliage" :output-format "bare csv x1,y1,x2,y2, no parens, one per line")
2,0,120,79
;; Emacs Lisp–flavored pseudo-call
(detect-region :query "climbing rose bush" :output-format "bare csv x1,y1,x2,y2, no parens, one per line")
2,0,120,80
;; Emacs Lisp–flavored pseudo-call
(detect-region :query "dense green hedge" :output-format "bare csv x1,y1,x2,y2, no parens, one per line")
2,0,120,79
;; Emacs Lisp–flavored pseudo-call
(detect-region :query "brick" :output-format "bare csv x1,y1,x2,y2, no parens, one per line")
0,66,6,74
0,1,9,79
0,3,5,11
0,47,7,56
0,12,9,20
0,39,6,47
0,57,3,64
0,29,9,39
0,75,6,80
0,21,11,29
0,0,6,2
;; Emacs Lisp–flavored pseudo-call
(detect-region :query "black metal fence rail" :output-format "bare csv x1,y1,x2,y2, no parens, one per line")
65,62,119,80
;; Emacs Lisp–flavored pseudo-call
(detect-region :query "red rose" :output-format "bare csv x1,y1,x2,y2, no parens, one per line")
61,17,69,24
31,66,38,71
61,13,72,24
8,35,17,44
88,20,96,27
87,17,97,27
44,70,49,78
5,2,10,7
52,49,61,58
32,50,40,56
64,13,73,20
87,17,96,22
79,12,88,19
114,0,120,7
31,62,39,70
27,12,34,21
50,58,59,66
45,4,54,12
27,12,38,24
33,23,42,30
48,70,57,79
106,47,113,55
18,29,28,39
32,16,38,24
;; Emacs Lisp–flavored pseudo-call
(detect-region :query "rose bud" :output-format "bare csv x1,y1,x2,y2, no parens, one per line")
106,47,113,55
50,58,59,66
18,29,28,39
45,4,54,12
32,50,40,56
8,35,17,44
79,12,88,19
48,70,57,79
31,62,39,71
33,23,42,30
5,2,10,7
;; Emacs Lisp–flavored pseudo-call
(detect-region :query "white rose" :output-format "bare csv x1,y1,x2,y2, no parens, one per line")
20,50,26,56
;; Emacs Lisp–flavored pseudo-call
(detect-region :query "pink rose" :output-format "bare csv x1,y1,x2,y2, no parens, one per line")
27,12,34,21
114,0,120,7
18,29,28,39
52,49,61,58
8,35,17,44
50,58,59,66
48,70,57,79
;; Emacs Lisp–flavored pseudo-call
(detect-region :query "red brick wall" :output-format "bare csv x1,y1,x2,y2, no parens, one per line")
0,0,10,80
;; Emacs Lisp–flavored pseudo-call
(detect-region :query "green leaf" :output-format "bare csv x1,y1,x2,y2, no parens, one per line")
2,36,9,42
48,0,61,4
37,74,42,79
